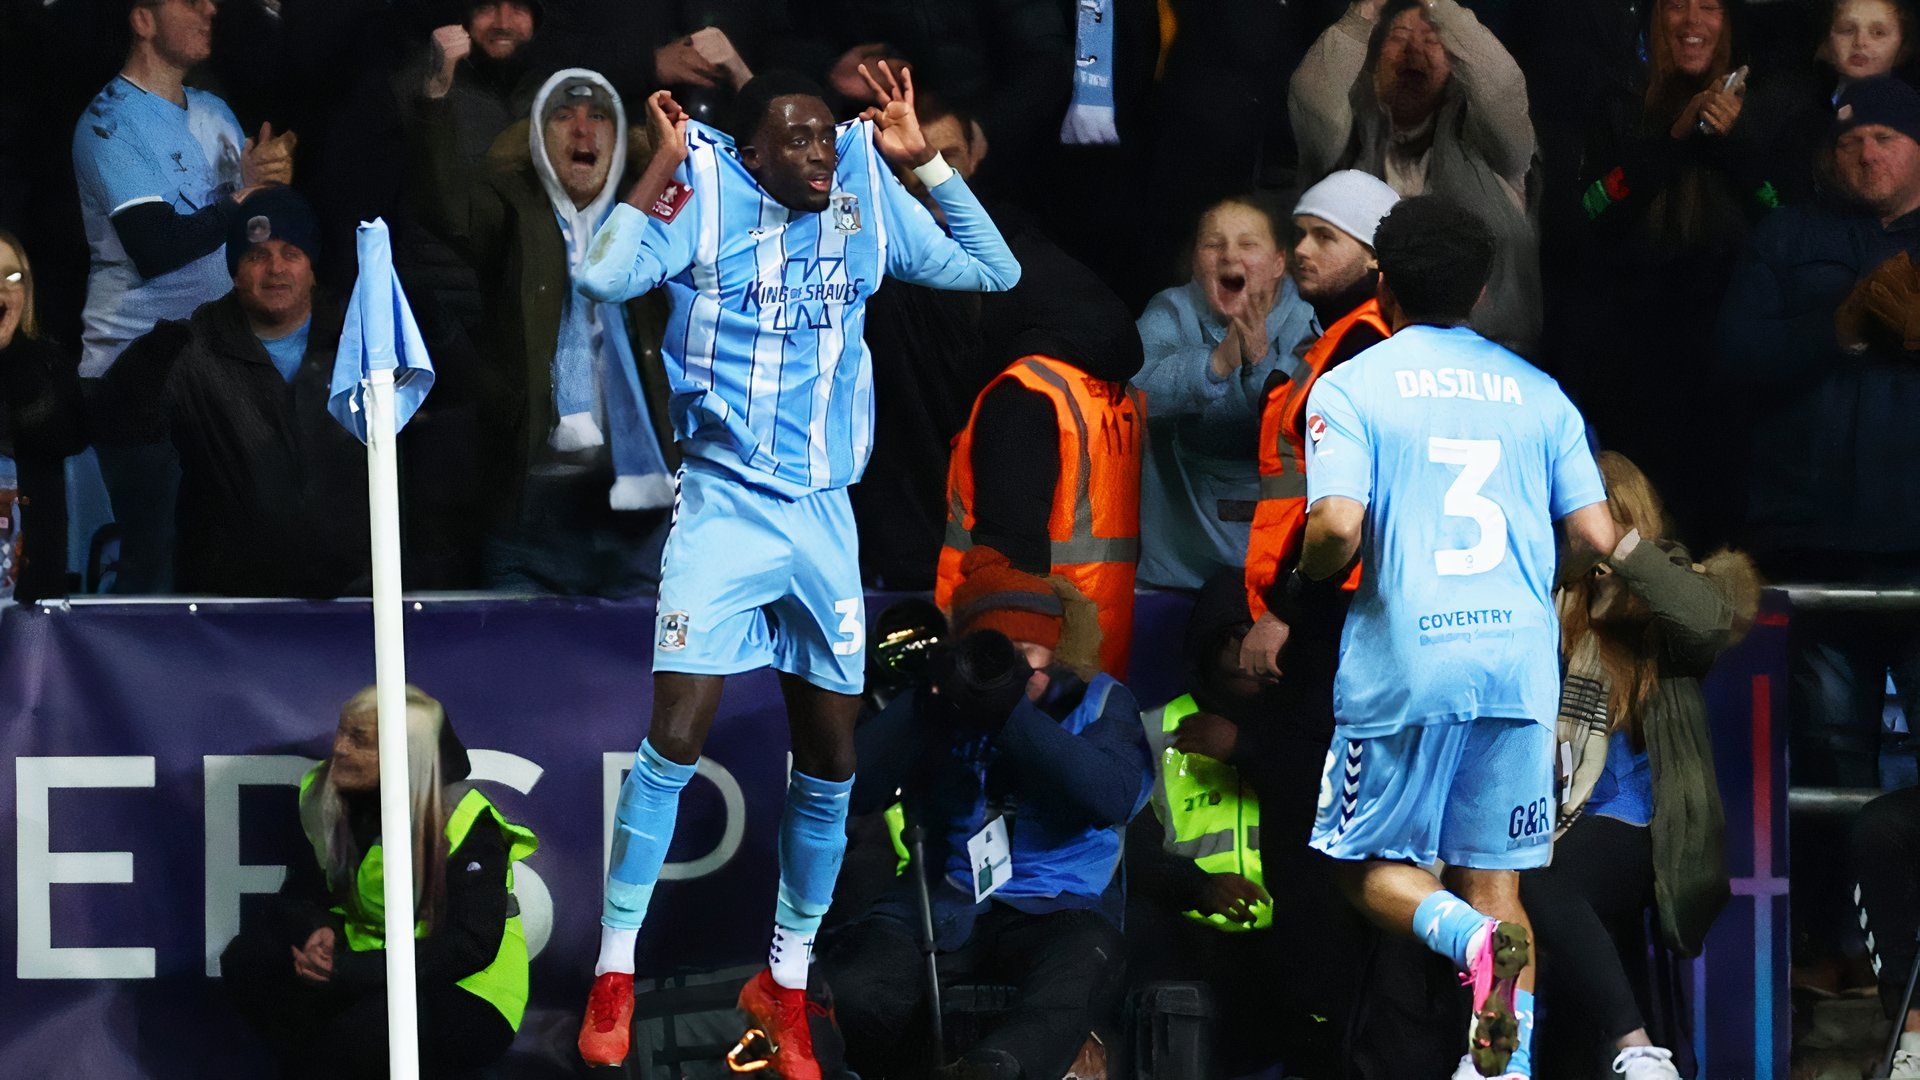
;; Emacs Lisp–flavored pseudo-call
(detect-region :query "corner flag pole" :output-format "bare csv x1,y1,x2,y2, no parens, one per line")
366,364,421,1080
330,218,439,1080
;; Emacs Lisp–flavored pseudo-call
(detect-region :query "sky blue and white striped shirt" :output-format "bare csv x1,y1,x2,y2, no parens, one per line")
576,118,1020,498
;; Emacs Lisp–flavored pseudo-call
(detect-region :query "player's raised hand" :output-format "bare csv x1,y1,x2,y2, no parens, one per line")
646,90,691,166
858,61,934,168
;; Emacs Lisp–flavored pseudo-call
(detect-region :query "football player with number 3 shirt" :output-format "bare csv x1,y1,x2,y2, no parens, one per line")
1276,197,1616,1080
568,62,1019,1074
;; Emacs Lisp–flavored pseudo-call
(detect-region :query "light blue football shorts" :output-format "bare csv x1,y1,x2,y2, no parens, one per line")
652,461,866,695
1310,716,1555,870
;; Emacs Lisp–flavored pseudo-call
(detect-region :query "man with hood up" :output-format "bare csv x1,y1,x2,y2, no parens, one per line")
413,64,679,597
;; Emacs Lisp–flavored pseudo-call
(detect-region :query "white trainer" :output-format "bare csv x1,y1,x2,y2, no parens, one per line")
1889,1045,1920,1080
1451,1054,1525,1080
1612,1045,1681,1079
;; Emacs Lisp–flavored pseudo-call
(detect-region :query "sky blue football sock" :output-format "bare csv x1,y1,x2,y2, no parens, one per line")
1413,889,1492,971
1509,987,1536,1077
602,739,697,929
774,769,854,935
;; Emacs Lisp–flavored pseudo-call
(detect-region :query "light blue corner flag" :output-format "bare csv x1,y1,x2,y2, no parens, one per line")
329,219,435,442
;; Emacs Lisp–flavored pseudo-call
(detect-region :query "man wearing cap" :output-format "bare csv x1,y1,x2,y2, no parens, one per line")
413,65,680,597
818,546,1151,1080
1242,169,1401,682
101,186,372,598
1717,74,1920,925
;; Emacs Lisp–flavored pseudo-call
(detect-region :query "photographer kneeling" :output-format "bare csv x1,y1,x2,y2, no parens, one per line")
820,548,1154,1080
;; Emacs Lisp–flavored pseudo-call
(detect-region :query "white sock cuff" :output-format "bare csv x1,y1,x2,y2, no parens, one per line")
596,925,639,976
768,924,814,990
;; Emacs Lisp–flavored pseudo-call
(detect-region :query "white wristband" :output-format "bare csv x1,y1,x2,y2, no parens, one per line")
912,154,956,189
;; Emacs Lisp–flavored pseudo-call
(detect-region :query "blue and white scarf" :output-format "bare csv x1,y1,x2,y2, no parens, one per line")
1062,0,1120,146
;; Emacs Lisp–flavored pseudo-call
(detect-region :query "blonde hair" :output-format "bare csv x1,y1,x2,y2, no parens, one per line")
0,230,41,340
1559,452,1669,737
299,685,454,929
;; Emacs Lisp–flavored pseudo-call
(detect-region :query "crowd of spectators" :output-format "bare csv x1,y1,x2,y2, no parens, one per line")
6,0,1920,1077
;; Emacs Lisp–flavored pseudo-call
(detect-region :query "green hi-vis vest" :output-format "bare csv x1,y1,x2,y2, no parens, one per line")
297,766,539,1029
1143,695,1268,931
885,802,911,875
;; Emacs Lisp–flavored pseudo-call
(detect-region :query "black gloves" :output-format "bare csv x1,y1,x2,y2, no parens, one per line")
1266,563,1349,629
927,630,1032,736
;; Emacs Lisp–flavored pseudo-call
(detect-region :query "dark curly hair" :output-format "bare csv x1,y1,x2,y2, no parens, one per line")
1373,195,1495,326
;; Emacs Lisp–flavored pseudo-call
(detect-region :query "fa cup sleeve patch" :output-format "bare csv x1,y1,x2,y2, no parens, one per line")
649,181,693,223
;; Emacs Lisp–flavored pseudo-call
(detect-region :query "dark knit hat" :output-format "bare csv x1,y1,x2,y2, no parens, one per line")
1834,76,1920,148
431,0,543,27
226,186,321,277
949,548,1064,650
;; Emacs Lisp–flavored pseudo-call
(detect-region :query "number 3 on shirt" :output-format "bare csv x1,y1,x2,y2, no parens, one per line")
1428,437,1506,576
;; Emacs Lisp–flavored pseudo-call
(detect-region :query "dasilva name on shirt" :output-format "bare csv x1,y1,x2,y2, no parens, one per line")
1394,368,1525,405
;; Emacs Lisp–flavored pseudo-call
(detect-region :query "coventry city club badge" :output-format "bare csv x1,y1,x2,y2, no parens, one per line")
657,610,691,652
829,192,861,235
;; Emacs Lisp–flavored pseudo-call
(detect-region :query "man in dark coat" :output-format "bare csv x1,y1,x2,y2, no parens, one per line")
1717,75,1920,979
1716,76,1920,788
104,187,369,598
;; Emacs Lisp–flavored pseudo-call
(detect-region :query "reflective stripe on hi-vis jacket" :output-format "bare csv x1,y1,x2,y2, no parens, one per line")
1142,695,1267,931
1244,300,1388,618
297,766,539,1030
935,356,1144,678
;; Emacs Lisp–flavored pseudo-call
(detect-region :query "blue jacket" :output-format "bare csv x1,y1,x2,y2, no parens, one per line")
1716,200,1920,562
851,671,1152,946
1132,278,1317,589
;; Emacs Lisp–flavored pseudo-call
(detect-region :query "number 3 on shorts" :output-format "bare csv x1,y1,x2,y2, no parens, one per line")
830,598,866,656
1428,436,1506,576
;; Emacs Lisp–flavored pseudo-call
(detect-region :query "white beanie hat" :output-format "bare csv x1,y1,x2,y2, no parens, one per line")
1293,170,1402,250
